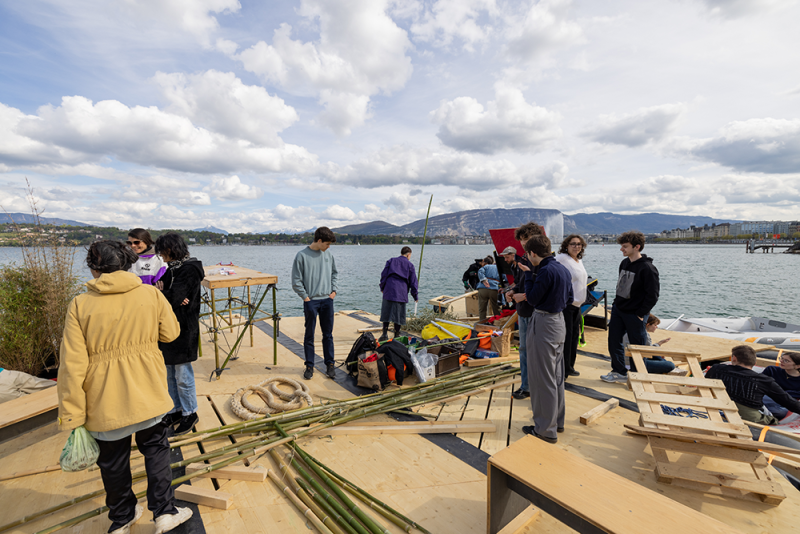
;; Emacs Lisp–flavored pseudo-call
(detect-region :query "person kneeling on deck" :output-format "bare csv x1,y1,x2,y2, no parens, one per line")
58,240,192,534
378,246,419,342
292,227,339,381
517,235,573,444
705,345,800,425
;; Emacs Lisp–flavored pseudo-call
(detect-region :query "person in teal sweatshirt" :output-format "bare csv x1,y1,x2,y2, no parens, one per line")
292,227,339,380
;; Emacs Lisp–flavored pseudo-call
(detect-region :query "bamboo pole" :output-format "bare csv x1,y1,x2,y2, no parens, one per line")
296,477,361,534
415,194,433,315
266,468,334,534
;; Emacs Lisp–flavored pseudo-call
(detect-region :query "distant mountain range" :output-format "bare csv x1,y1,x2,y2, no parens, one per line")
193,225,229,235
333,209,738,236
0,212,89,227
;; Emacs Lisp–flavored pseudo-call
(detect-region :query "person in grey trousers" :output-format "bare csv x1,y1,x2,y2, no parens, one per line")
517,235,573,444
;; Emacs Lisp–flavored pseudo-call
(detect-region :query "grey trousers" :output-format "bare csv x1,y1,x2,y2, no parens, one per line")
526,311,566,439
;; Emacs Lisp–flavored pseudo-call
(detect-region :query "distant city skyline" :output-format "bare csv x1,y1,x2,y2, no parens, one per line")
1,1,799,233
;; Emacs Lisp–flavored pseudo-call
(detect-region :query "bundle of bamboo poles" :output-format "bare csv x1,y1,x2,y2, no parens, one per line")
1,362,519,534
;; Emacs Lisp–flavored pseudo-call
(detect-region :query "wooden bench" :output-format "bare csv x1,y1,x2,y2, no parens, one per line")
0,386,58,443
487,435,746,534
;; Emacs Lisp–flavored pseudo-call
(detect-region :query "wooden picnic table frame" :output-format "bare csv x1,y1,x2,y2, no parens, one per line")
200,265,279,380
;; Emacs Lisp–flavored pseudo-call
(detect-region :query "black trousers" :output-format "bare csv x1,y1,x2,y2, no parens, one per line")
562,304,581,375
96,421,177,531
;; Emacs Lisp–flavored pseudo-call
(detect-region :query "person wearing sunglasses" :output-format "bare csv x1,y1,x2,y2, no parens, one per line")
762,351,800,420
555,234,588,379
127,228,166,286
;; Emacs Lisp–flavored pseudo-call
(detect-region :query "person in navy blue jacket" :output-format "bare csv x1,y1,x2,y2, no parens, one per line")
517,235,573,444
378,246,419,342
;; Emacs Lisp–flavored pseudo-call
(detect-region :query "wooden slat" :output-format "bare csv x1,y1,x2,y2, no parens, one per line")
648,437,768,466
639,413,750,437
632,391,736,410
481,383,512,455
624,425,800,458
628,373,727,388
464,356,520,367
0,387,57,429
580,398,619,425
175,485,234,509
654,463,784,502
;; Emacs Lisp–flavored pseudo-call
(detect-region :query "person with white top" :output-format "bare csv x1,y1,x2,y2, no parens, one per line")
555,235,588,378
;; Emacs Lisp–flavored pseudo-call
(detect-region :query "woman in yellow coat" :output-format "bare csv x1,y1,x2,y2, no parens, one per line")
58,240,192,534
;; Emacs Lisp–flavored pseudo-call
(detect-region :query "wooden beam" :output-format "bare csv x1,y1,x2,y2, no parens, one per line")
464,356,520,367
304,420,496,436
355,326,383,333
185,465,267,482
579,398,619,425
627,372,727,389
174,485,233,510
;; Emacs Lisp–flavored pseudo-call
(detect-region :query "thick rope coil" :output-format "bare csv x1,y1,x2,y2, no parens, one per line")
230,376,313,420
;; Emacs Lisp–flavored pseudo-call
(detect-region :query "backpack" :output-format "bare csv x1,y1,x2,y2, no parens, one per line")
345,332,378,378
357,351,390,391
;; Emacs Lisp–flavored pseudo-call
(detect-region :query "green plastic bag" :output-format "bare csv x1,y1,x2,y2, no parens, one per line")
59,426,100,472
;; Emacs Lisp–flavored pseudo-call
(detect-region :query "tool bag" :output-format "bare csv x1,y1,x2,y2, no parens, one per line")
345,332,378,378
357,352,390,390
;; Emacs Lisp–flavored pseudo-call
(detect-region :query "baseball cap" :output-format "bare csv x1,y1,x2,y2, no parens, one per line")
501,246,517,255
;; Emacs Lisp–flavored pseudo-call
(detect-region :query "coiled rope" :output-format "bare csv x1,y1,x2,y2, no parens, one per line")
230,376,313,420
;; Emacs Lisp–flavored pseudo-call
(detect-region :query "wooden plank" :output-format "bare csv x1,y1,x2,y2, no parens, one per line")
481,383,513,456
628,373,727,388
488,436,748,534
639,413,751,437
626,345,701,360
648,437,768,466
464,356,520,367
305,420,496,436
654,463,785,502
633,391,736,410
459,387,493,448
185,465,267,482
175,485,234,509
202,264,278,290
0,386,57,429
579,398,619,425
624,425,800,458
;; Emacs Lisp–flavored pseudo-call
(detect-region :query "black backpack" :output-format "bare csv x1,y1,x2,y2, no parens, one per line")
345,332,378,378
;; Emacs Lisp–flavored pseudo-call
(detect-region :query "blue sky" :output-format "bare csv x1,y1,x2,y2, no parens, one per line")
1,0,799,232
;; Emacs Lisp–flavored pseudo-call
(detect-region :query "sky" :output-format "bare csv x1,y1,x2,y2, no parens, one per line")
1,0,799,233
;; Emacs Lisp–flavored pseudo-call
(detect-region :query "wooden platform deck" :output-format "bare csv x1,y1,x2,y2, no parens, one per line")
1,311,799,533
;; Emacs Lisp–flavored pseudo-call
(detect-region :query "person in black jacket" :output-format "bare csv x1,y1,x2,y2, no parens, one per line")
462,258,484,291
602,231,660,384
706,345,800,424
154,233,204,435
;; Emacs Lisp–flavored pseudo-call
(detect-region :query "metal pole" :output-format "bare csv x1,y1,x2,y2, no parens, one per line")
214,283,271,380
273,284,278,365
415,194,433,315
211,288,219,370
247,284,254,347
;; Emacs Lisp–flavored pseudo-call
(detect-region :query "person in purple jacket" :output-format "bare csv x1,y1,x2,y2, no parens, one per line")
127,228,167,286
378,246,419,342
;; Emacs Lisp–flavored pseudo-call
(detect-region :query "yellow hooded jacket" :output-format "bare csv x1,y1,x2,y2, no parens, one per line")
57,271,180,432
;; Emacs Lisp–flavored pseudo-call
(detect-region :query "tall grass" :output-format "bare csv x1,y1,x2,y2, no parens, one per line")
0,181,83,376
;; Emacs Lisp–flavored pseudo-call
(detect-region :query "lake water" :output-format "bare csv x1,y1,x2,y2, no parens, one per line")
0,244,797,324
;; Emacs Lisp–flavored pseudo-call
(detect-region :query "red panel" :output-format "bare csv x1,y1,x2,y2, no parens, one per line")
488,226,547,286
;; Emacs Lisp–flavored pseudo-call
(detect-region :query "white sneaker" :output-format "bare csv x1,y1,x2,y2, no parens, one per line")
600,371,628,384
155,507,193,534
110,504,143,534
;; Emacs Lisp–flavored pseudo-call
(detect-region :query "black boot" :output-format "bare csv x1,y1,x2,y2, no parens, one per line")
378,322,389,343
393,323,402,338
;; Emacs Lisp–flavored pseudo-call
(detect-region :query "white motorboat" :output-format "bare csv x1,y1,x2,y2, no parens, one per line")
662,316,800,351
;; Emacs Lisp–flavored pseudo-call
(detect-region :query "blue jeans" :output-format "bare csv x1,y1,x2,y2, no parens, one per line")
608,308,648,375
517,315,530,392
633,356,676,374
763,396,789,420
166,363,197,416
303,298,335,368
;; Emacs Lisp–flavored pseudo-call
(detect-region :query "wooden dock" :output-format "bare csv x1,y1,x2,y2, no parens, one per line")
1,311,799,533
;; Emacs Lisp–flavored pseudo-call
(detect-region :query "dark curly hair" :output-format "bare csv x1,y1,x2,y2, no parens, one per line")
514,222,543,241
314,226,336,243
155,232,190,261
617,230,645,251
86,240,139,273
524,235,552,257
558,234,587,259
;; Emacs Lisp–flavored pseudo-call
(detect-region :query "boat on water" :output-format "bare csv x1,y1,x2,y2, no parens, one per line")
662,316,800,351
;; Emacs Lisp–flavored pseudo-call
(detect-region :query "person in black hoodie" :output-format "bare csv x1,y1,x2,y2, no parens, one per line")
601,231,659,384
462,258,484,291
154,233,204,435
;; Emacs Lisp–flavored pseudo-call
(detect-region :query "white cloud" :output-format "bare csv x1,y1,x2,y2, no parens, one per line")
410,0,497,51
431,82,562,154
327,144,574,191
322,205,357,220
9,97,319,175
635,175,699,195
153,70,298,145
122,0,241,47
698,0,790,19
583,104,687,147
207,175,263,201
231,0,413,135
504,0,584,63
0,103,87,166
674,118,800,173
